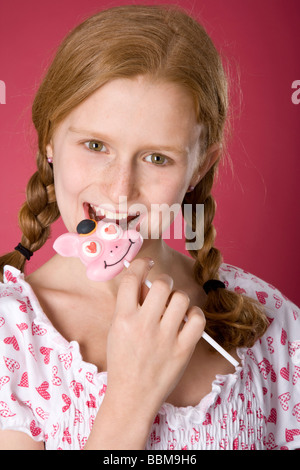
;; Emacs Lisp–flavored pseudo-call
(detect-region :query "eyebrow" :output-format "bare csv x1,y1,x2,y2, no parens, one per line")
68,126,110,141
68,126,188,158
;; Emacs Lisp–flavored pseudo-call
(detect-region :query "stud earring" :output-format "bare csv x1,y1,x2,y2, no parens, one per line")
47,156,53,164
187,185,195,192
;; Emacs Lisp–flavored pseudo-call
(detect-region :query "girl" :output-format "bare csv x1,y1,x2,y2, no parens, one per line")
0,5,299,450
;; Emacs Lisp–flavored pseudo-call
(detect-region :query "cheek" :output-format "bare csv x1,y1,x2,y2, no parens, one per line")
149,176,187,206
139,182,186,239
53,157,89,230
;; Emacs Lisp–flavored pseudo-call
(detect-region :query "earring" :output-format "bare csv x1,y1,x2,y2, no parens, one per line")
47,156,53,164
187,186,195,192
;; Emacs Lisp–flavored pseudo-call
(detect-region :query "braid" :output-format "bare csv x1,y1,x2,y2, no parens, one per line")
185,164,222,283
0,152,60,281
183,163,269,351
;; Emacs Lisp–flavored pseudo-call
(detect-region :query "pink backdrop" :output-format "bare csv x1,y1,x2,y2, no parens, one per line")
0,0,299,305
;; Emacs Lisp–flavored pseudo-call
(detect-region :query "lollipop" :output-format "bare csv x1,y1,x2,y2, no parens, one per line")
53,219,143,282
53,219,239,367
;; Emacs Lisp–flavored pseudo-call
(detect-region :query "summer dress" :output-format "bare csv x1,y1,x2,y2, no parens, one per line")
0,264,299,450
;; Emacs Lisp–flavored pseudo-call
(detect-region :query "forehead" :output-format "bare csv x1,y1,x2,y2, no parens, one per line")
59,76,202,149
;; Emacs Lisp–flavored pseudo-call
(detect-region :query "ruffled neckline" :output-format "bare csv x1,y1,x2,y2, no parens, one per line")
3,264,245,427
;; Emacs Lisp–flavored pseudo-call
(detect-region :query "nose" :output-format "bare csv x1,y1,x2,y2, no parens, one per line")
104,159,140,203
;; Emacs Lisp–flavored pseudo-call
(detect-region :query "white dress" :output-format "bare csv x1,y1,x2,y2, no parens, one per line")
0,264,299,450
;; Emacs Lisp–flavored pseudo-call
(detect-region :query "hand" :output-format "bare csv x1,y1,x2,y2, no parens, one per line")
105,257,206,419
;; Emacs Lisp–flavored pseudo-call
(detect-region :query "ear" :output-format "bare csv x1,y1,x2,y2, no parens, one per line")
190,143,222,188
46,141,54,160
53,233,80,257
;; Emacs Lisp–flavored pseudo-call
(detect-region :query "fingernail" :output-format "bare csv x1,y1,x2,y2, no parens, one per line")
145,257,154,268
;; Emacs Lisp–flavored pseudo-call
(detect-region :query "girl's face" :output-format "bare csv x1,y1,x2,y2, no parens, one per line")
47,76,204,239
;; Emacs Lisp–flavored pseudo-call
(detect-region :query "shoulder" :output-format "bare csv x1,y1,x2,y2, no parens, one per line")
0,266,79,444
220,264,300,449
219,263,300,373
0,265,70,353
0,266,36,330
0,266,61,380
219,263,299,324
0,266,54,336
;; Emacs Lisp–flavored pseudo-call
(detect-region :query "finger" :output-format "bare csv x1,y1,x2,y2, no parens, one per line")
160,290,191,331
115,258,154,316
178,306,206,347
140,274,174,322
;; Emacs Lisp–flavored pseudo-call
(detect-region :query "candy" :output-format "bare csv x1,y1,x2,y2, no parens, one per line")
53,219,143,281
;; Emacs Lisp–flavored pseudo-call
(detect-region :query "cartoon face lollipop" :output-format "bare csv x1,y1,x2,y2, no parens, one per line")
53,219,143,281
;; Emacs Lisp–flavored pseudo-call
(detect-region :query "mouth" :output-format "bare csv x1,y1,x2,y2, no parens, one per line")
84,203,142,230
104,239,135,269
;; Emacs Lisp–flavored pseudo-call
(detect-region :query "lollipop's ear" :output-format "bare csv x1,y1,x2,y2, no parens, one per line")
53,233,80,257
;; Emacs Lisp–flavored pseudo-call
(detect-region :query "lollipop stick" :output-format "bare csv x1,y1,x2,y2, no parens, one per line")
201,332,239,368
123,259,239,368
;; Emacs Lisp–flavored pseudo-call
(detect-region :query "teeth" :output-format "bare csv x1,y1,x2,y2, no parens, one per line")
89,204,138,221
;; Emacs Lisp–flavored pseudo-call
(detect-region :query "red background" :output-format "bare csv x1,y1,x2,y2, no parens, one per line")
0,0,299,305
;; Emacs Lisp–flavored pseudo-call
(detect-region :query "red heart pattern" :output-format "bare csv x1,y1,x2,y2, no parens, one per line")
40,346,52,365
52,366,62,386
0,375,10,390
286,428,300,442
256,291,268,304
104,224,117,234
0,401,16,418
1,263,300,450
4,335,19,351
30,419,42,437
293,366,300,385
288,340,300,358
4,270,17,283
280,363,290,381
292,403,300,422
62,394,71,413
69,380,83,398
36,407,49,421
16,322,28,333
58,352,73,370
36,381,51,400
85,241,97,254
202,413,212,425
32,322,47,336
18,372,29,387
3,356,20,373
281,328,287,345
86,393,96,408
278,392,291,411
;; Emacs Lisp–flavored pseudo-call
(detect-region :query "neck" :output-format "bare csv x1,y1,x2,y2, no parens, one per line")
50,237,181,297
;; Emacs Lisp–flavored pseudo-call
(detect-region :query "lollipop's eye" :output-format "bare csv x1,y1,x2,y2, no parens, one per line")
77,219,97,236
82,240,102,257
100,223,122,240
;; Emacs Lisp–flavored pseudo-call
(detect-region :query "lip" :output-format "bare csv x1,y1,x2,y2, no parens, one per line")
83,202,143,230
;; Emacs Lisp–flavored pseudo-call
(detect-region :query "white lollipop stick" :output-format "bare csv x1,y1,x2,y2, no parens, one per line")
123,260,239,368
200,332,239,368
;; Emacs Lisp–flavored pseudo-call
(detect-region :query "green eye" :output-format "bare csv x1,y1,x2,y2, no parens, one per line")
145,153,167,165
86,141,106,152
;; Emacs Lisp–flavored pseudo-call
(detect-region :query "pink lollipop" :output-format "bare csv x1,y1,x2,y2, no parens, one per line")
53,219,143,281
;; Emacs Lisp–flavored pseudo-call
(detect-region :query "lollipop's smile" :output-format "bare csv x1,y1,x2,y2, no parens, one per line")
104,239,135,269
